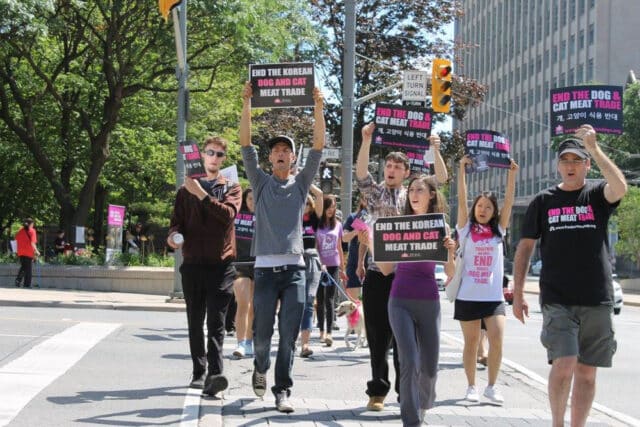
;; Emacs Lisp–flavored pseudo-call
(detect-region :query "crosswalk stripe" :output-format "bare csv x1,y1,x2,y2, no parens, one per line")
180,388,202,427
0,322,120,427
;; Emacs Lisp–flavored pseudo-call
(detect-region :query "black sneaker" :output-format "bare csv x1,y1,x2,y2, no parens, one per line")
203,374,228,396
252,369,267,397
275,391,294,413
189,372,205,389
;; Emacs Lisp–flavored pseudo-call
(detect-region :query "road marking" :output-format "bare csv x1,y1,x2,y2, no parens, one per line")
441,331,640,426
0,322,120,427
179,387,202,427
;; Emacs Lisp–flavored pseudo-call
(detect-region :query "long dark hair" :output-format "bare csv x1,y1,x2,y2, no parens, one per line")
469,192,502,237
320,195,337,229
403,175,447,215
240,188,254,212
22,218,34,230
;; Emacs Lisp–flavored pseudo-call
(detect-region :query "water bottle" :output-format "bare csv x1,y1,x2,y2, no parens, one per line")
172,233,184,246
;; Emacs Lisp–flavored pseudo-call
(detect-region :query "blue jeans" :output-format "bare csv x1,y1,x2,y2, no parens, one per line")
301,252,322,331
253,267,305,395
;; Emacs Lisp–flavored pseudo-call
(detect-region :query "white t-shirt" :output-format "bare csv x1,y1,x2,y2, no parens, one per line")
456,222,505,302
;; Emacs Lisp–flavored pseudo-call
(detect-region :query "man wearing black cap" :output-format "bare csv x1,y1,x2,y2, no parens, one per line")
512,124,627,427
239,81,325,413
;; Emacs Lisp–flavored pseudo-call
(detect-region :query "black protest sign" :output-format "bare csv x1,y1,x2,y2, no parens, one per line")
464,130,511,174
250,63,315,108
179,140,206,178
234,211,255,241
373,103,432,151
550,85,623,136
372,214,448,263
406,150,434,175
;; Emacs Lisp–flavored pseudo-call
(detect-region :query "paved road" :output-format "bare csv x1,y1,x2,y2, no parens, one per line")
1,294,638,426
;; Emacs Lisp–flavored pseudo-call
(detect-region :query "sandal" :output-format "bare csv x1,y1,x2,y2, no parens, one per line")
325,336,333,347
300,348,313,358
477,356,488,366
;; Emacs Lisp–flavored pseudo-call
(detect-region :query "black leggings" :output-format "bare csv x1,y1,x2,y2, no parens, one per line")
16,256,33,287
316,266,338,333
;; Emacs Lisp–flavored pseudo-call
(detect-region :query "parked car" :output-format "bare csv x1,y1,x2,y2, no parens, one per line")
613,275,624,315
530,260,542,276
435,264,447,291
503,272,514,305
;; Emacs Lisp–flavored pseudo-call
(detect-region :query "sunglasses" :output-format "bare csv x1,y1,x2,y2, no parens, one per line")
204,149,226,158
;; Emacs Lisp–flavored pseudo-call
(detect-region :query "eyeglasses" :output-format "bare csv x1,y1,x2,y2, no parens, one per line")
204,149,226,158
558,159,586,166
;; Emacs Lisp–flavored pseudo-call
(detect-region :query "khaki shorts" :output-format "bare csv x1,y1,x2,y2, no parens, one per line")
540,304,616,367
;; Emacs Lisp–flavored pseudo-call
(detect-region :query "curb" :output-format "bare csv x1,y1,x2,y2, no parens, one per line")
0,300,186,312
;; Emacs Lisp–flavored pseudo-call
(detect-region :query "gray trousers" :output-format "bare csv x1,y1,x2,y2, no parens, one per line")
388,297,440,427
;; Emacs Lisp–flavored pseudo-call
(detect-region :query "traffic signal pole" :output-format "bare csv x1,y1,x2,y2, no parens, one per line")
172,2,188,299
340,0,356,217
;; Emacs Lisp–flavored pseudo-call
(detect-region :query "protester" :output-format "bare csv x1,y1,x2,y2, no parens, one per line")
513,125,627,427
342,196,368,301
239,81,325,413
14,218,40,288
315,195,347,347
167,135,242,396
231,188,256,359
299,185,324,358
454,155,518,404
372,174,455,426
355,122,447,411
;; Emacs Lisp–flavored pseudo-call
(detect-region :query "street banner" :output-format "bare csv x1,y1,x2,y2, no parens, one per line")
550,85,623,136
179,139,206,178
106,204,125,263
407,150,434,175
464,130,511,173
373,103,432,151
402,70,429,102
250,62,315,108
372,214,448,263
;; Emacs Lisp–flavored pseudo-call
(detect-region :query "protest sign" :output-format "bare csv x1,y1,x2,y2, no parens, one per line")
220,164,239,184
234,211,255,241
179,139,206,178
372,214,448,263
250,62,315,108
407,150,434,175
373,103,432,151
464,130,511,173
550,85,623,136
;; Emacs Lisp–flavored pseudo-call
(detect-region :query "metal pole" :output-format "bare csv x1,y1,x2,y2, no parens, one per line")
171,0,188,299
340,0,356,216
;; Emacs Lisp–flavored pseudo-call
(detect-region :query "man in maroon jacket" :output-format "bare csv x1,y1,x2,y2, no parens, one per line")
167,136,242,396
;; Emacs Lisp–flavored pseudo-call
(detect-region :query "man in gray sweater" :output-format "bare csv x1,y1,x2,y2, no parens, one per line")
239,82,325,413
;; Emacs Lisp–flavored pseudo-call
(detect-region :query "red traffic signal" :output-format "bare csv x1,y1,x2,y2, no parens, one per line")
431,58,452,113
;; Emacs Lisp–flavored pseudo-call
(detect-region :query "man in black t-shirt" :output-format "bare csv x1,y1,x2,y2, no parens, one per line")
512,124,627,427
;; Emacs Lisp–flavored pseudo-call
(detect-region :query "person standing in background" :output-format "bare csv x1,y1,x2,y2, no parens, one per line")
315,195,346,347
15,218,40,288
232,188,256,359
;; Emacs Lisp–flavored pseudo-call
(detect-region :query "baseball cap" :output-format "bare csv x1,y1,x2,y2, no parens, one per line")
557,138,589,159
267,135,296,153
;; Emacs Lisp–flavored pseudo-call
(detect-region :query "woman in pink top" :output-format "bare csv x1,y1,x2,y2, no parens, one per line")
315,195,347,346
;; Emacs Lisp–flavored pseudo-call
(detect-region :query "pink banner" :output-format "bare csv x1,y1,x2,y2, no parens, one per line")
107,204,126,226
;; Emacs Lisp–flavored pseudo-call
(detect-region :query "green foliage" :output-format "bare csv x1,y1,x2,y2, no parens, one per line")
110,252,175,267
615,186,640,268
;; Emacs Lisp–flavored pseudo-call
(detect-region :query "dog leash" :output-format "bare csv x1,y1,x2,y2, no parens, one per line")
321,271,354,301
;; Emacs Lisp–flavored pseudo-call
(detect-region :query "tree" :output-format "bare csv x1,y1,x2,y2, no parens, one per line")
308,0,486,162
0,0,317,238
615,186,640,269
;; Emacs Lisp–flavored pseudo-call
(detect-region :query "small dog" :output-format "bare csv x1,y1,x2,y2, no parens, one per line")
335,300,367,350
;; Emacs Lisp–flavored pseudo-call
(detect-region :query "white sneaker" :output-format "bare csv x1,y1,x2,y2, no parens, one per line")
465,385,480,402
483,385,504,405
232,343,245,358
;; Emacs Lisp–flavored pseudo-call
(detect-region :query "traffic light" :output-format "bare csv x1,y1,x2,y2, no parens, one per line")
431,58,452,113
159,0,182,21
320,165,334,193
